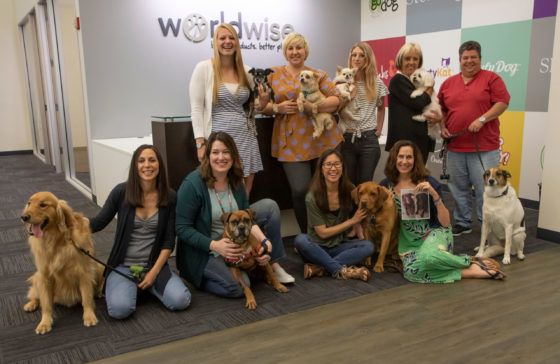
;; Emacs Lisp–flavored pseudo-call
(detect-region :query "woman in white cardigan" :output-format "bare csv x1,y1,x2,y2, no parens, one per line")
189,23,262,196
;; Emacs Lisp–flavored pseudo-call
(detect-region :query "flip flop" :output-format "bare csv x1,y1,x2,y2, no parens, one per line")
471,256,501,271
472,259,507,280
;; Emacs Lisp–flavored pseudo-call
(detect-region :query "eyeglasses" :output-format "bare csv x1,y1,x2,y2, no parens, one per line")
323,161,342,169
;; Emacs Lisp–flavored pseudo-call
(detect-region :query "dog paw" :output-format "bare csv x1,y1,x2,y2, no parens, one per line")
24,300,39,312
517,253,525,261
502,256,511,265
245,300,257,310
475,251,484,258
410,90,422,98
373,264,384,273
83,313,98,327
275,283,289,293
35,319,53,335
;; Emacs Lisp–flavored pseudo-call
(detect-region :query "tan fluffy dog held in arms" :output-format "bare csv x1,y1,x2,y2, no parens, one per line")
222,209,289,310
352,182,400,273
297,70,336,138
333,66,359,131
21,192,103,334
476,167,526,265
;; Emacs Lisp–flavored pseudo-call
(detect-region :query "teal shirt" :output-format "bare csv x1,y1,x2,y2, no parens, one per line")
175,169,248,288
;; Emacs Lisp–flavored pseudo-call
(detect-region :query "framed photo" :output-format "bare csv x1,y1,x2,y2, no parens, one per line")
400,189,430,220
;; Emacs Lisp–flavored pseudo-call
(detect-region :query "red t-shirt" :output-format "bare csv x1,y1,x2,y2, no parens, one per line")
438,70,510,152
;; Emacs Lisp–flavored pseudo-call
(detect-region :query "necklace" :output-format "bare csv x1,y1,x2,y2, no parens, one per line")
213,185,233,214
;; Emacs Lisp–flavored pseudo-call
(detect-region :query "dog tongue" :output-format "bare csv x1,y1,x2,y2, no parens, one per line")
32,224,43,238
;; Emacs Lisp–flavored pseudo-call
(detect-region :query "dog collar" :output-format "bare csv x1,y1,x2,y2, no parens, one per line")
489,186,509,198
302,89,318,98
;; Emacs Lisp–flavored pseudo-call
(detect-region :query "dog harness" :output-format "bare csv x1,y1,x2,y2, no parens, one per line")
223,240,269,267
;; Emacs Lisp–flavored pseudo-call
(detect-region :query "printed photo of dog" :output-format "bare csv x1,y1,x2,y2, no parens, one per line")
248,67,274,105
352,182,400,273
222,209,289,310
476,168,526,265
333,66,359,131
297,70,336,138
410,68,443,140
21,192,103,334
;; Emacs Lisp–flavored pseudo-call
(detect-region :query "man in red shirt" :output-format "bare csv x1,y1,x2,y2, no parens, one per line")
438,40,510,236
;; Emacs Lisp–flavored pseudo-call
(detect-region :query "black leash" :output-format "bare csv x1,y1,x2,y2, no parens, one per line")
440,128,488,180
76,246,138,283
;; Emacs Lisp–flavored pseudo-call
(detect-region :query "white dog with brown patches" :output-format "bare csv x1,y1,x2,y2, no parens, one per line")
476,167,526,265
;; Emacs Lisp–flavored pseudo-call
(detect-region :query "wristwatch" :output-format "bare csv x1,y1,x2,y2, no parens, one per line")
196,140,206,149
478,116,487,125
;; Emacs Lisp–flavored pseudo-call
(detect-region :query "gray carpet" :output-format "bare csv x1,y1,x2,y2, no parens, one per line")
0,154,556,363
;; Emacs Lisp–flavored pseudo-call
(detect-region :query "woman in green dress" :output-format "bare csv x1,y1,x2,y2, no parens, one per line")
380,140,506,283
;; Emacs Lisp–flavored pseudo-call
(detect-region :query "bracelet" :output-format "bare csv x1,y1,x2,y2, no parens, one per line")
272,103,279,114
433,197,442,206
259,238,270,256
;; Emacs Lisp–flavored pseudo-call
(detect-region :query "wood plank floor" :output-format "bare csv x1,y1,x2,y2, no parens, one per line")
96,247,560,364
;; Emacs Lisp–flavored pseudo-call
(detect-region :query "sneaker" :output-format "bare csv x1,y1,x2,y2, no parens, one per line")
274,265,295,284
452,225,472,236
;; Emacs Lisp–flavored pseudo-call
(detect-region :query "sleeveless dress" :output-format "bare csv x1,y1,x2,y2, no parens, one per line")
390,187,470,283
212,83,263,176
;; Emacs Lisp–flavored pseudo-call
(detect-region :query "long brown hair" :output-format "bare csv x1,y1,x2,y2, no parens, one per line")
199,131,244,190
125,144,169,207
347,42,378,102
384,140,429,185
212,23,250,104
309,149,354,215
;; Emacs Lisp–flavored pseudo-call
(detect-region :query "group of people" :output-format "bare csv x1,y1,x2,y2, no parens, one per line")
89,26,510,319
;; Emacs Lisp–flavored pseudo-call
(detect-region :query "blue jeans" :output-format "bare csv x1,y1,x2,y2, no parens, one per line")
201,198,286,298
294,234,374,275
341,129,381,185
447,149,500,228
105,264,191,319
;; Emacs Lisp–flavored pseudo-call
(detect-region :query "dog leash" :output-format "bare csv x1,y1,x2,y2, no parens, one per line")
75,246,138,283
440,129,487,180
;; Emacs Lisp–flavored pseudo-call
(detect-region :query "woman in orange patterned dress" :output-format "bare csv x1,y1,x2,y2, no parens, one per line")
259,33,342,233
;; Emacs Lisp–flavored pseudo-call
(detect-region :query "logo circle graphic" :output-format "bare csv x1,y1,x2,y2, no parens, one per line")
183,13,208,43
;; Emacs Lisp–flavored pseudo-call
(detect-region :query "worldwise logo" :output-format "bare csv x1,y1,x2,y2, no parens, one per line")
182,13,208,43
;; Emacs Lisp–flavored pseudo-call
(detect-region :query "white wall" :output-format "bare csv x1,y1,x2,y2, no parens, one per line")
0,0,33,152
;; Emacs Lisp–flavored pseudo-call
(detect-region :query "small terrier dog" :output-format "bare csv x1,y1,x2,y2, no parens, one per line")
476,167,526,265
297,70,336,138
333,66,359,130
410,68,442,140
248,67,274,104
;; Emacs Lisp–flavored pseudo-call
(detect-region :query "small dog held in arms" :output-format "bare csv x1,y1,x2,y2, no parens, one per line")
222,209,289,310
248,67,274,104
409,68,443,140
476,167,526,265
21,192,103,334
333,66,359,130
297,70,336,138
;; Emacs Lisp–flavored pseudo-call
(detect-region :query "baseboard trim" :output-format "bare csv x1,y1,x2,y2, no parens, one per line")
0,150,33,156
537,227,560,244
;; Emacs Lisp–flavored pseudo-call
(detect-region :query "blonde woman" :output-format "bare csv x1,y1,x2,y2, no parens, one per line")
339,42,388,185
189,23,261,196
259,33,342,233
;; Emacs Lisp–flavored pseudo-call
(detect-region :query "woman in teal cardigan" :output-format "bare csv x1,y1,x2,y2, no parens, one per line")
176,131,294,297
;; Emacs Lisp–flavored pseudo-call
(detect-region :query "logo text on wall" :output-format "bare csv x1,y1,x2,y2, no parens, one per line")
158,11,294,52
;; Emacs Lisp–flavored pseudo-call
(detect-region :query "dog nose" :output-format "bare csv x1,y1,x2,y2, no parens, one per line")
21,214,30,222
488,179,495,186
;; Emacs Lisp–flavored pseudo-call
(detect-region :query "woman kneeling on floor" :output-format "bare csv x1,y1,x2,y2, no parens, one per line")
380,140,506,283
294,149,373,281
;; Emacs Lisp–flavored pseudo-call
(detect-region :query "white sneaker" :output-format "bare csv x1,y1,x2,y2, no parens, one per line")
240,271,251,287
274,265,295,284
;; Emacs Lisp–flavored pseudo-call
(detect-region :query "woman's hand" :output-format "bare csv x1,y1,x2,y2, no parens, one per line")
351,208,368,224
138,268,158,290
210,238,243,260
276,100,299,114
257,84,271,110
254,239,272,266
415,181,439,200
197,144,206,162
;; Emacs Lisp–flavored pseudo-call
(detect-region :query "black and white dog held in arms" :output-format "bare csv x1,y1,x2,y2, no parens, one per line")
248,68,274,104
476,167,526,265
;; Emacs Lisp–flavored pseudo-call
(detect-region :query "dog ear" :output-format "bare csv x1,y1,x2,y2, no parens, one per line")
245,208,256,223
376,186,389,210
264,68,274,75
221,212,232,225
313,72,320,80
56,200,74,233
502,169,511,179
351,185,360,204
248,68,256,75
336,65,343,74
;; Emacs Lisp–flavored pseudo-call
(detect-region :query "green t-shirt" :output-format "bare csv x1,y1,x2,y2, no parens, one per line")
306,192,351,248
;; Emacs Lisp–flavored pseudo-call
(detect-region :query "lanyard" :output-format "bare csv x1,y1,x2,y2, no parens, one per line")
213,186,233,214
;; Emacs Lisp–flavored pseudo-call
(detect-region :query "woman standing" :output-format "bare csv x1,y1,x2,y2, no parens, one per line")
90,145,191,319
189,23,261,196
386,43,434,165
175,131,294,298
380,140,506,283
339,42,388,185
293,149,373,281
259,33,342,233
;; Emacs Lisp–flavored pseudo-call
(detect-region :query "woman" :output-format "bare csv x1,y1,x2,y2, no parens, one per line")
175,131,294,298
339,42,388,185
259,33,342,233
380,140,506,283
386,43,435,165
293,149,373,281
89,145,191,319
189,23,261,196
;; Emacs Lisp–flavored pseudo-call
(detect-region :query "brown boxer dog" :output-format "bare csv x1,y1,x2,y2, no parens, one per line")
221,209,289,310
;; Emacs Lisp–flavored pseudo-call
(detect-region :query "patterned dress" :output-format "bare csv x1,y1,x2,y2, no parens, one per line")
269,66,343,161
390,187,471,283
212,83,263,176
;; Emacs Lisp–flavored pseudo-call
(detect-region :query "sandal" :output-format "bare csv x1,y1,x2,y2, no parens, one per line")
336,266,371,282
471,256,501,271
472,260,507,280
303,263,325,279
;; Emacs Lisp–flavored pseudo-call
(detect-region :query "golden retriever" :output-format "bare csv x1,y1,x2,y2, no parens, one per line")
353,182,400,273
21,192,103,334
